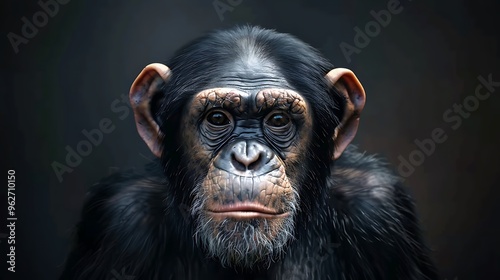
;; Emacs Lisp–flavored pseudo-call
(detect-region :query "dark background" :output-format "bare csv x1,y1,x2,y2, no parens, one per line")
1,0,499,279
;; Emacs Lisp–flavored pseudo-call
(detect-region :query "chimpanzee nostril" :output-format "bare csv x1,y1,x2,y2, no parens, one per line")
247,153,263,170
231,153,247,171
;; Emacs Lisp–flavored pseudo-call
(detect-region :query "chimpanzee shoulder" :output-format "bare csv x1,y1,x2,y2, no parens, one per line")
60,164,176,279
323,145,438,279
329,144,401,200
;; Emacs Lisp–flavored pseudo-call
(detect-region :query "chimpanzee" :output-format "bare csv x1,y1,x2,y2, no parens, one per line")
60,26,438,280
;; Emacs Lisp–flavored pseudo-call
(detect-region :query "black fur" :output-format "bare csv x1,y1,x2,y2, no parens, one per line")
60,26,438,280
60,146,437,279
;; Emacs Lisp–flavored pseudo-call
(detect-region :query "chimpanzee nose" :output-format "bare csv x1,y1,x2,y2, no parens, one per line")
231,141,269,171
214,140,276,175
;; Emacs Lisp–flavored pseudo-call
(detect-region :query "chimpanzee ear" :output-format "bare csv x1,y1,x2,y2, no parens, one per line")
129,63,171,158
325,68,366,160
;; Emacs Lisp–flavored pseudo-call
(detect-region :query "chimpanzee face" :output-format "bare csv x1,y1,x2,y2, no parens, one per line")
181,85,313,267
128,27,365,268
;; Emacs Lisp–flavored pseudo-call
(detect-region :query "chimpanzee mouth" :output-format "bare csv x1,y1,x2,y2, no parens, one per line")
207,202,289,219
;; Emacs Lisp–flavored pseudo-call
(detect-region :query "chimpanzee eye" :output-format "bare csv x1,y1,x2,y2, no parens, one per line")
206,111,230,126
266,113,291,127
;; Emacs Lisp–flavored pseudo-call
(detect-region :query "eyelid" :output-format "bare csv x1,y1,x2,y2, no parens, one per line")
205,109,233,126
265,111,292,127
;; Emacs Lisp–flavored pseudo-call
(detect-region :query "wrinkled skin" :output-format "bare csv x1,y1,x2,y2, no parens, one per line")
182,87,312,267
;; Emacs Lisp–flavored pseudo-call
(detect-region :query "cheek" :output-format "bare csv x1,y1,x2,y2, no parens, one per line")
180,122,212,175
282,126,313,173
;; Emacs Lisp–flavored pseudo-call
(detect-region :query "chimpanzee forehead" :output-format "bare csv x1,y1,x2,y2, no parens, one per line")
188,53,308,116
208,50,294,92
188,88,308,116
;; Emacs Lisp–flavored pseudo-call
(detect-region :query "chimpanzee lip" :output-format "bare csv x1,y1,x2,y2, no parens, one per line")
207,202,288,218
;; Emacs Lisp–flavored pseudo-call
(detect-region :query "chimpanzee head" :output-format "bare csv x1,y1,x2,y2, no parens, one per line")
129,26,365,268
